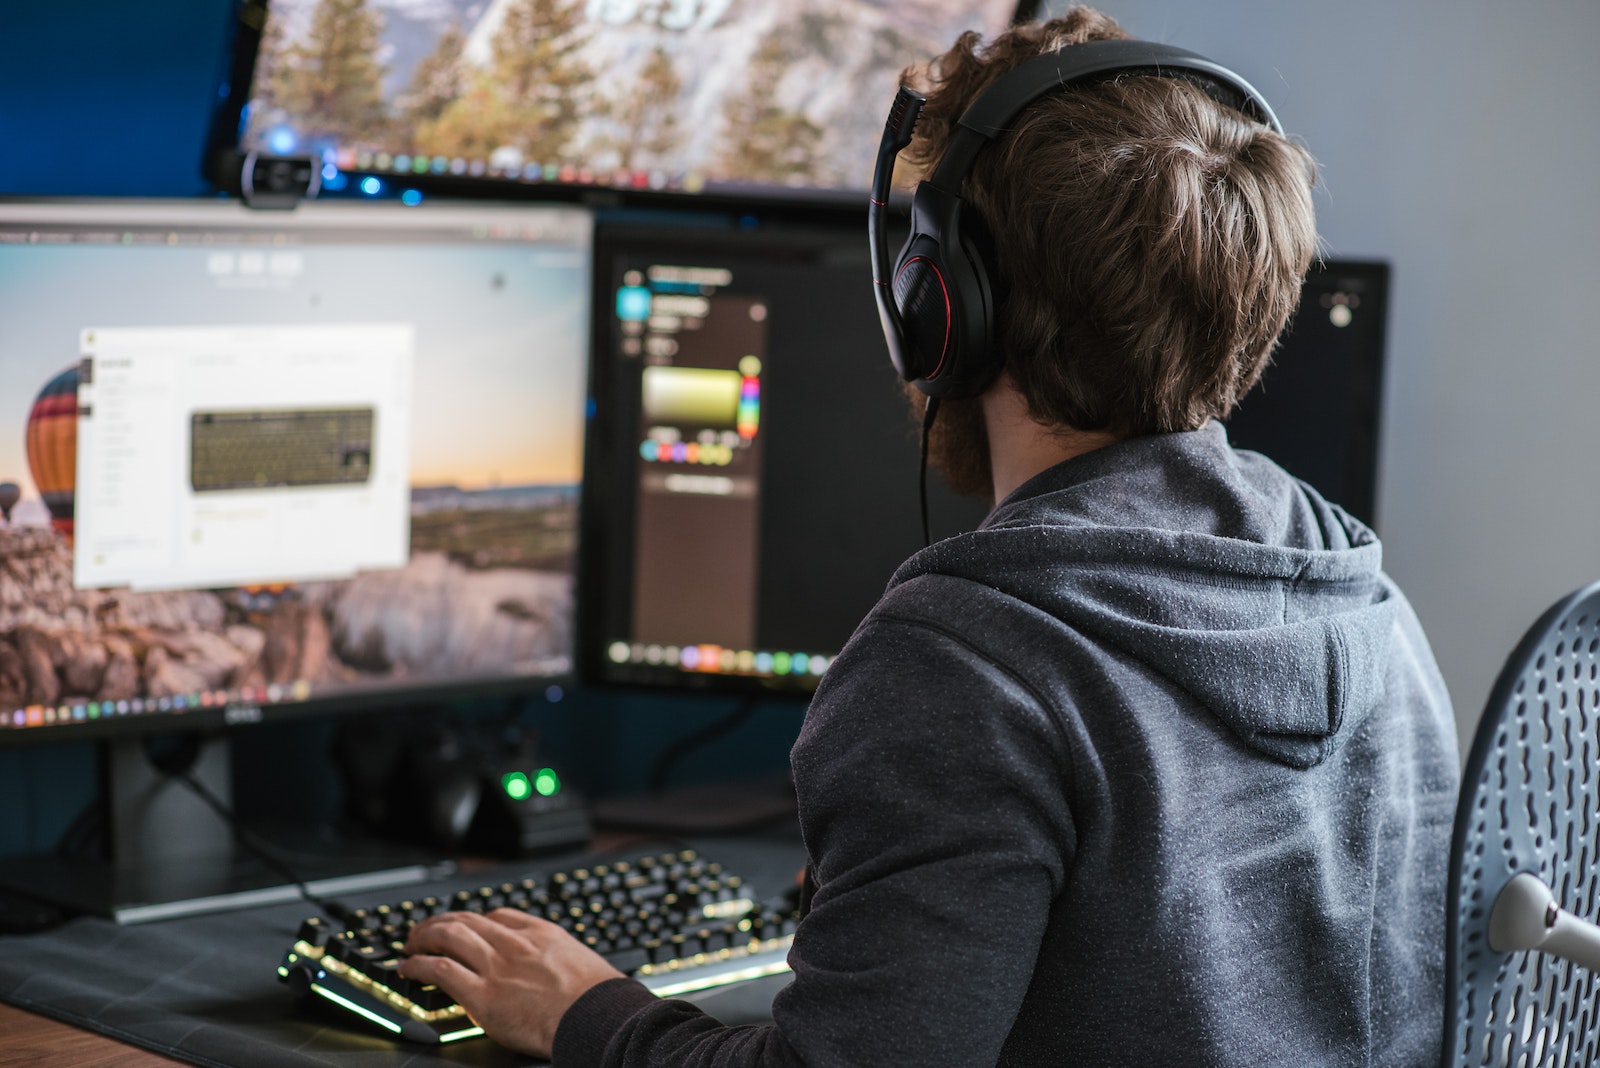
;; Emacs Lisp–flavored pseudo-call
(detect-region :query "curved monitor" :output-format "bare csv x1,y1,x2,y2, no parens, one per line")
234,0,1025,204
0,198,592,745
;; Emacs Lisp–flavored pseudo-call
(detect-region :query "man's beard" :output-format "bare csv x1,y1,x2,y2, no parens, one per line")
902,382,993,502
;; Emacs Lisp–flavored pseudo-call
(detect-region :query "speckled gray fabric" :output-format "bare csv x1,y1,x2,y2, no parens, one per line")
558,423,1459,1068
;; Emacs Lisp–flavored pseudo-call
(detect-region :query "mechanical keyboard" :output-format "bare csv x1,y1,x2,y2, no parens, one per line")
277,848,798,1043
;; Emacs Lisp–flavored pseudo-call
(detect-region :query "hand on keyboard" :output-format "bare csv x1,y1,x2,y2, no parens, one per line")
277,850,800,1045
401,908,624,1057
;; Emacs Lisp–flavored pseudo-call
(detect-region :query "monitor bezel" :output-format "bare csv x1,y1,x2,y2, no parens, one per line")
201,0,273,196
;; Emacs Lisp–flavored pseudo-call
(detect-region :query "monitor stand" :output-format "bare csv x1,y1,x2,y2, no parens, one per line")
0,733,450,925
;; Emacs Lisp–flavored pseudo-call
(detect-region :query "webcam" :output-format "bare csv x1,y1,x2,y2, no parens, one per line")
237,151,320,209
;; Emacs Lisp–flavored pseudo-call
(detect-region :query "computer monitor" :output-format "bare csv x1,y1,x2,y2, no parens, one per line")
0,198,591,746
226,0,1027,204
1224,260,1389,529
582,212,1389,694
581,211,987,694
0,197,593,917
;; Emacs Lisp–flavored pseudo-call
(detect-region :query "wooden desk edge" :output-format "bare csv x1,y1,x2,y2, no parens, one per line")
0,1000,184,1067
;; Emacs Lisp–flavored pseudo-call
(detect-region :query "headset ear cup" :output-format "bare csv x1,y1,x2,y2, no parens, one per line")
893,184,1002,398
893,239,954,384
953,208,1002,395
911,207,998,400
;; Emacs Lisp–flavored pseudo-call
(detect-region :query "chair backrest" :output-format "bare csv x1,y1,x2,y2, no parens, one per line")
1443,580,1600,1067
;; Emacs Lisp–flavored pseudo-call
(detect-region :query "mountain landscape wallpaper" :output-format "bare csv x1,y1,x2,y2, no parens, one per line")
245,0,1018,190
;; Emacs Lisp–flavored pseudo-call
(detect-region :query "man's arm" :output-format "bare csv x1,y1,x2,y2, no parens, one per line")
407,595,1077,1066
768,607,1078,1065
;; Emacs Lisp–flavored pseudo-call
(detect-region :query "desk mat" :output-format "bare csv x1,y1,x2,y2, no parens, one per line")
0,833,804,1068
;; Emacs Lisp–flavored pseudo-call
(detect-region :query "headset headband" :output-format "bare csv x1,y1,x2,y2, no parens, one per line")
929,40,1283,193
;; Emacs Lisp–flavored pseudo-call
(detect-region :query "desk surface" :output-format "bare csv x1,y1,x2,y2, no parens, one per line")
0,1001,182,1067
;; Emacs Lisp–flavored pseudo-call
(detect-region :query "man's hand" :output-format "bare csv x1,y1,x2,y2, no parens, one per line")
401,909,627,1057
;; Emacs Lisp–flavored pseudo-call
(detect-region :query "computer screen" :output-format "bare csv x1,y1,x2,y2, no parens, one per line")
1225,260,1389,528
581,212,989,694
0,198,592,744
583,222,1389,694
236,0,1024,202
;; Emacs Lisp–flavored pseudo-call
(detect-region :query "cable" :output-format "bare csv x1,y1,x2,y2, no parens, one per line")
919,396,941,549
55,798,107,859
647,696,758,795
169,767,352,925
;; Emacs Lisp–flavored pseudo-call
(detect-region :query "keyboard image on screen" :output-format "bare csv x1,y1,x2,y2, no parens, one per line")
190,407,375,492
277,849,798,1043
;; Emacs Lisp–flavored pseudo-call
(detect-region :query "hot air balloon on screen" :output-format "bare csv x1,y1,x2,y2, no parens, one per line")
25,364,79,540
0,482,19,522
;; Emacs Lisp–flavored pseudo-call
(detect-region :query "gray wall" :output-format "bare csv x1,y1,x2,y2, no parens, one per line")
1038,0,1600,750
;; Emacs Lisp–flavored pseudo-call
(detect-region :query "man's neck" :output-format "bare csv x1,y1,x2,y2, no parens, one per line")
981,379,1122,505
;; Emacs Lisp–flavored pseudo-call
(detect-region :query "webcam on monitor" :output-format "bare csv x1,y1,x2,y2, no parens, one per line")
211,149,320,209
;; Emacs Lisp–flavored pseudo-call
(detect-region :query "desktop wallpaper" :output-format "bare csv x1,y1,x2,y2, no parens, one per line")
0,228,588,726
244,0,1019,192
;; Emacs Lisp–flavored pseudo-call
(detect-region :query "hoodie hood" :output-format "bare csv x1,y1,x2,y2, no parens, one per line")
889,422,1395,769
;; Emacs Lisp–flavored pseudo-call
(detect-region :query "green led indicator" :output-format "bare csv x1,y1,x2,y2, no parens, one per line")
534,767,561,797
502,771,532,800
773,652,791,675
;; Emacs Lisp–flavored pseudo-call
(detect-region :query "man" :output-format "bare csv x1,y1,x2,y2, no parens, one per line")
401,9,1460,1065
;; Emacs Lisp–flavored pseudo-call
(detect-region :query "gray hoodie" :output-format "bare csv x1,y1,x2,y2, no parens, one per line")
555,422,1460,1067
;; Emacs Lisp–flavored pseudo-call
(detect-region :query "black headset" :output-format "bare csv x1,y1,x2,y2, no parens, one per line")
869,39,1284,400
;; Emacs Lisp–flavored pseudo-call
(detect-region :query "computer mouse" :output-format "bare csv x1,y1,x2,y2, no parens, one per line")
426,770,483,849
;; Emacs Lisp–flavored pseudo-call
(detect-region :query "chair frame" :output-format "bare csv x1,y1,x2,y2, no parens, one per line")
1443,579,1600,1067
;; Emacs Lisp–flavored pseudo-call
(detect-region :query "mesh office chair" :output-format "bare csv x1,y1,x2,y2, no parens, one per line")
1443,580,1600,1067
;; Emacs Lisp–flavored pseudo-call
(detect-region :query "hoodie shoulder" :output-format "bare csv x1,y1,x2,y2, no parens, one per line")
879,426,1419,769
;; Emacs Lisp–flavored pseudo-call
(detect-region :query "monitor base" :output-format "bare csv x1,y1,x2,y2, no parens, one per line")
0,731,453,925
0,838,450,925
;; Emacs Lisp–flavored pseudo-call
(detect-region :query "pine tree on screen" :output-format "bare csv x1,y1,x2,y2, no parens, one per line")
251,8,289,119
494,0,594,163
414,82,523,161
397,21,467,146
418,0,593,167
608,45,685,173
712,30,824,186
272,0,389,147
419,0,595,167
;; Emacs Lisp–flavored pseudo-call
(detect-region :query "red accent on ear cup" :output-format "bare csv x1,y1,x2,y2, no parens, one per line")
893,255,953,381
